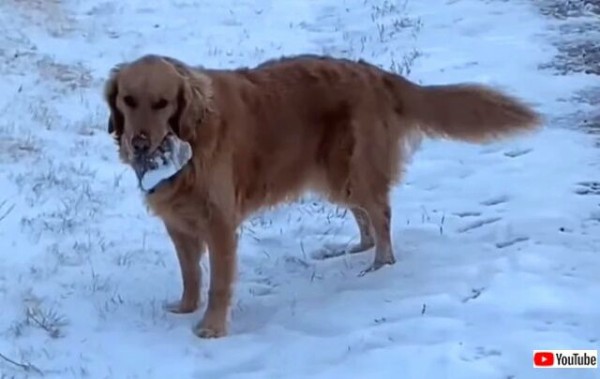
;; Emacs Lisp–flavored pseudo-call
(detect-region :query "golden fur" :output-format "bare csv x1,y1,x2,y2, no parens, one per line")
104,54,542,338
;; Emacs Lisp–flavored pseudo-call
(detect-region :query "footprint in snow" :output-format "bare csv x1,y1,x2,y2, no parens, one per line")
575,181,600,195
495,236,530,249
480,195,510,207
454,211,482,218
504,147,532,158
456,217,502,233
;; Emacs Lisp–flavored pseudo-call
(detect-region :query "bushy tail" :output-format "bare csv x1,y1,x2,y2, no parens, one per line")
400,81,542,143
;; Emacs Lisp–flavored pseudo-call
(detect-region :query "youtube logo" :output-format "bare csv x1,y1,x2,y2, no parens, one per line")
533,351,555,367
533,349,598,369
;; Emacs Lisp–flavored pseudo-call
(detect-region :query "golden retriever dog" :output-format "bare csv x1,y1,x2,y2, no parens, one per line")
103,54,541,338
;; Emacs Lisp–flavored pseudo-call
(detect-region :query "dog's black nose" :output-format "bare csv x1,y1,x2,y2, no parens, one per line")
131,134,150,154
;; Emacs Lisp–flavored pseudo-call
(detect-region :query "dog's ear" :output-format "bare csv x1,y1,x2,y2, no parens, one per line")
103,63,126,142
165,58,213,143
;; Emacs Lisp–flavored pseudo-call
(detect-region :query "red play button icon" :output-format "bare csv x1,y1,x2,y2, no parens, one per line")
533,351,555,367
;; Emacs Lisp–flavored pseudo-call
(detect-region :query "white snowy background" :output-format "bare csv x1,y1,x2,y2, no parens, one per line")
0,0,599,378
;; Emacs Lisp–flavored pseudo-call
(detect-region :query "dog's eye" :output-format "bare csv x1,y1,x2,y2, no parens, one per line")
152,98,168,110
123,95,137,108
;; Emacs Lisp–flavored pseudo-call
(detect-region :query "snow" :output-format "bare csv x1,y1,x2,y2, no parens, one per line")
0,0,599,378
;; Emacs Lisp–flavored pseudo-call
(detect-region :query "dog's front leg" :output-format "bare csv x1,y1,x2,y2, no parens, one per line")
164,223,205,313
194,210,237,338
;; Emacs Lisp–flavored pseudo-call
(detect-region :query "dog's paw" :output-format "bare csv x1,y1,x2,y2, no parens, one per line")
193,317,227,339
358,256,396,277
163,299,198,314
194,326,227,339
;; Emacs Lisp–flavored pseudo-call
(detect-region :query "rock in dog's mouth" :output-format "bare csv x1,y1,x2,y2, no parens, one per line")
130,134,193,193
131,137,172,181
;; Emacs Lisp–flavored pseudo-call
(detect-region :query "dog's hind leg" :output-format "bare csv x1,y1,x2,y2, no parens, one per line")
311,206,375,260
347,207,376,253
356,199,396,275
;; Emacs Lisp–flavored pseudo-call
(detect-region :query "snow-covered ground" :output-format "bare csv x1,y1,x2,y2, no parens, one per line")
0,0,599,378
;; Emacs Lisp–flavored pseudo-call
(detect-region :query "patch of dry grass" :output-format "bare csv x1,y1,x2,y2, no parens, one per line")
5,0,76,38
36,56,95,90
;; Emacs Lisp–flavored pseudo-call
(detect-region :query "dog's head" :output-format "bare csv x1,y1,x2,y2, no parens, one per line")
104,55,212,165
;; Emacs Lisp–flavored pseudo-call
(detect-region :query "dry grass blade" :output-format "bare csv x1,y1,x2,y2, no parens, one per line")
0,351,44,376
25,305,69,339
0,199,15,222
